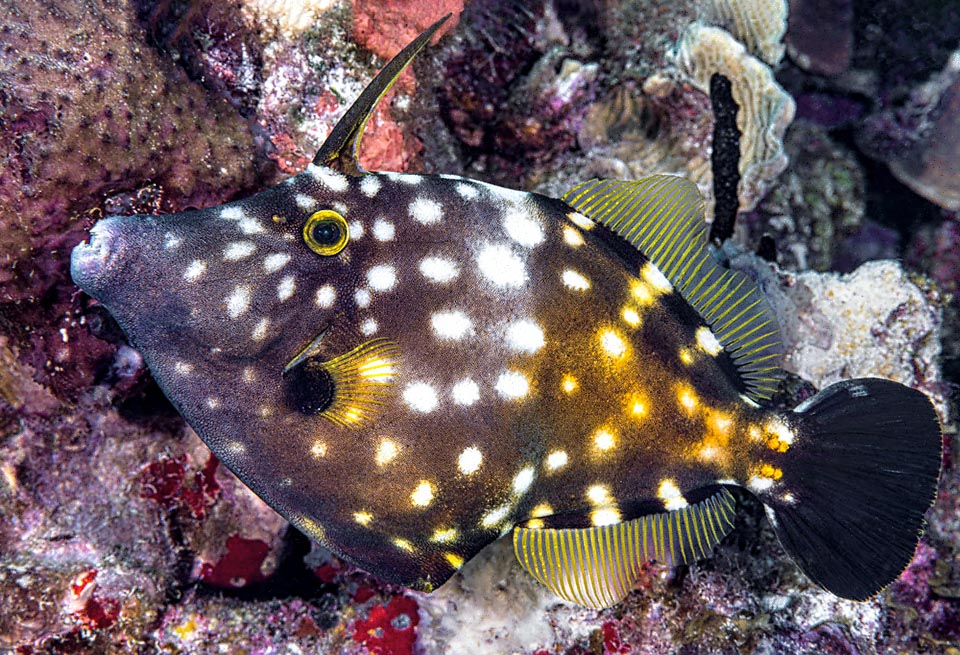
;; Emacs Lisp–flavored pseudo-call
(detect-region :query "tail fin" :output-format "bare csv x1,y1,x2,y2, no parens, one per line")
761,378,942,600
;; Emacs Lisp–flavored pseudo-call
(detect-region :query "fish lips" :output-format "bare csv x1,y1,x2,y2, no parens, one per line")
71,215,136,304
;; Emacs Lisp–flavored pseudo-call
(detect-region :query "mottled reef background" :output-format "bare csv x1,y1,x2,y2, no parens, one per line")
1,0,959,653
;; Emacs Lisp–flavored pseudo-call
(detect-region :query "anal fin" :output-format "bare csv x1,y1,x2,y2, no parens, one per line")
513,489,736,608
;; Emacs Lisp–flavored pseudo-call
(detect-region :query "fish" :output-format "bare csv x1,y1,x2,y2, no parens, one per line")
70,16,942,608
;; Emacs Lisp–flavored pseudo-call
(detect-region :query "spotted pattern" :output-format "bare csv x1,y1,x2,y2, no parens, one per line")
87,160,780,594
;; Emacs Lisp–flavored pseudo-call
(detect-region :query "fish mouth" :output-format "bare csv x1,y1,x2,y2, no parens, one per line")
70,217,127,300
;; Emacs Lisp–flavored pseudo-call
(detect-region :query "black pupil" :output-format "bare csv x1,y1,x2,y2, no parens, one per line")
311,220,341,246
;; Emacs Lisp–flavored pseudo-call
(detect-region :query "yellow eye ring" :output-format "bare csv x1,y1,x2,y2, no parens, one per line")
303,210,350,256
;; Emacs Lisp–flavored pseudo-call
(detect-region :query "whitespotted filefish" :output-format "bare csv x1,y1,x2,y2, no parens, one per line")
71,17,942,607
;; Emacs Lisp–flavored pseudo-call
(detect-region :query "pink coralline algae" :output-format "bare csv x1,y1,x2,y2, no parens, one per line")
199,535,271,589
353,0,463,59
139,454,221,519
352,595,421,655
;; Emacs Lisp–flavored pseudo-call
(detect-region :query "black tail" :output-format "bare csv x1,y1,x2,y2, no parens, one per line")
760,378,942,600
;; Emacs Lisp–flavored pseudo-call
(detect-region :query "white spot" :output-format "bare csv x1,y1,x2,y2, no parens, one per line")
174,361,194,375
456,183,479,200
206,397,221,410
242,367,256,383
263,253,291,274
477,244,527,288
353,511,373,526
600,329,627,357
748,475,775,493
503,210,545,247
375,439,399,466
183,260,206,282
237,217,264,235
251,317,269,341
766,418,796,447
277,275,296,301
432,528,458,543
696,326,723,356
226,285,251,319
220,206,245,220
622,307,641,327
315,285,336,308
563,226,585,247
367,264,397,291
657,479,689,510
224,241,256,261
361,176,382,197
295,193,316,210
348,220,364,239
505,320,544,354
360,318,378,336
593,428,616,451
431,311,472,340
388,172,423,185
403,382,438,413
495,370,530,399
641,262,673,292
163,233,181,250
451,378,480,406
592,508,622,526
307,164,349,192
567,212,594,230
419,256,460,283
411,480,435,507
512,466,535,494
355,288,372,308
481,504,511,528
587,485,611,505
562,269,590,291
410,198,443,224
372,219,395,241
545,450,568,471
458,446,483,474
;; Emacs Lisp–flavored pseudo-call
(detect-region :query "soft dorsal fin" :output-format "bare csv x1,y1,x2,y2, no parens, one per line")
562,175,783,401
312,14,451,176
513,489,736,608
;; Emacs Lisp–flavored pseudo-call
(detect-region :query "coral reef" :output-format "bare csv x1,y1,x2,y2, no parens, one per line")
2,0,959,653
530,1,794,220
735,120,865,271
861,50,960,211
0,0,261,399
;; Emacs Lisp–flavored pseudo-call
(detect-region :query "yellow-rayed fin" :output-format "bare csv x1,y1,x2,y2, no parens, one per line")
512,489,736,608
292,338,400,428
312,14,451,175
562,175,783,401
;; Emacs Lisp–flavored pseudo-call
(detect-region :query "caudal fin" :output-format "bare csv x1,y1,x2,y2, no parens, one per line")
761,378,942,600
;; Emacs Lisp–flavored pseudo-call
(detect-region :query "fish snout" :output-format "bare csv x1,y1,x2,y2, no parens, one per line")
70,217,129,301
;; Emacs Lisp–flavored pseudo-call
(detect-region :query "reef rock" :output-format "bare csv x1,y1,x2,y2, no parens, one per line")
537,9,794,220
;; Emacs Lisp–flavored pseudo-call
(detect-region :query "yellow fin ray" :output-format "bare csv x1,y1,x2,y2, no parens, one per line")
562,175,783,401
512,489,736,608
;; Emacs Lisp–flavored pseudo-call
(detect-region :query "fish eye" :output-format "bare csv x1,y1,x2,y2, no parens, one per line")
303,209,349,256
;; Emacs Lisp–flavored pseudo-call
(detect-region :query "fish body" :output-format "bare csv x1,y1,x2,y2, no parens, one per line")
71,17,942,607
